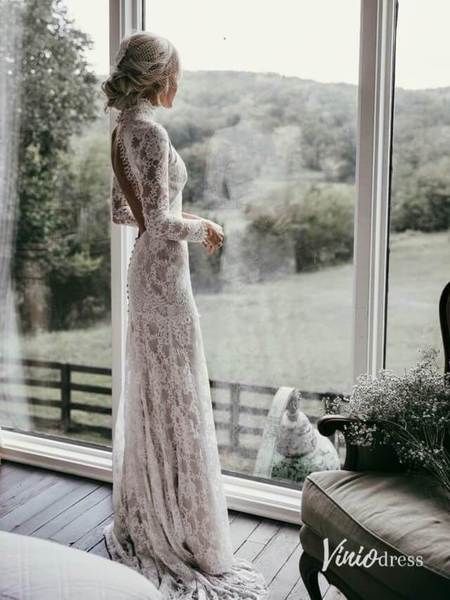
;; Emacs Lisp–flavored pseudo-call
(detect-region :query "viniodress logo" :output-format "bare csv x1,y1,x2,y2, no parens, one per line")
322,539,424,571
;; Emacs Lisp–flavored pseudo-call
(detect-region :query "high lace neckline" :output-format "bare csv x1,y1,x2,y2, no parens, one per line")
117,97,157,123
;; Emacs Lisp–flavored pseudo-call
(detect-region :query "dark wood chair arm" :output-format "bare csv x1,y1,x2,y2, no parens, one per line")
317,415,404,472
317,415,353,437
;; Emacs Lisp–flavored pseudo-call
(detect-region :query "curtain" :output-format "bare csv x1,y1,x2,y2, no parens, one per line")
0,0,26,458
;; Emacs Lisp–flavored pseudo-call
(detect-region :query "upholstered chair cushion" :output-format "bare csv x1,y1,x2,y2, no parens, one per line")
300,470,450,600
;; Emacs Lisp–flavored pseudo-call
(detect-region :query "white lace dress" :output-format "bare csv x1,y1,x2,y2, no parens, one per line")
102,98,268,600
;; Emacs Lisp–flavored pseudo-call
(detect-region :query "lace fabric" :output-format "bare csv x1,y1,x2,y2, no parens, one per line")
103,98,268,599
110,100,208,243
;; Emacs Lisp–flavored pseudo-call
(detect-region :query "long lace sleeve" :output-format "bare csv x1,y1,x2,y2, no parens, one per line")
127,122,208,243
110,174,138,226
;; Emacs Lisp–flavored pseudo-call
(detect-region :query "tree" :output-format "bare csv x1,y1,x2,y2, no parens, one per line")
275,184,354,273
391,157,450,233
13,0,98,332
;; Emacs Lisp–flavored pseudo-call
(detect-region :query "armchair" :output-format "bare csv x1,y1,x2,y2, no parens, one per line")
298,282,450,600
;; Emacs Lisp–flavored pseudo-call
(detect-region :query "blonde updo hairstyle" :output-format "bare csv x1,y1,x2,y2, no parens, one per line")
101,32,181,111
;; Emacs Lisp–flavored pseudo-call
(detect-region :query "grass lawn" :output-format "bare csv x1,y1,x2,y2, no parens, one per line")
197,229,447,393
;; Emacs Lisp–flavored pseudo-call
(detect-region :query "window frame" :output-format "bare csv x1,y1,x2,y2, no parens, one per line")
0,0,397,524
352,0,397,380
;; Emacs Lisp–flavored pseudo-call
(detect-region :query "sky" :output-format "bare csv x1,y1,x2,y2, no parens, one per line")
66,0,450,90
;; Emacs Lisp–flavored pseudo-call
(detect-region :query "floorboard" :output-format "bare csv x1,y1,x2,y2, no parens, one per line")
253,523,303,589
14,479,100,536
230,512,262,551
0,470,58,513
32,485,110,540
268,541,302,599
0,459,344,598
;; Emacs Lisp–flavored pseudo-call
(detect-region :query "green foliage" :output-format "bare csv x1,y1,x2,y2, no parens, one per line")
287,185,354,272
301,118,356,182
172,72,450,234
271,457,313,484
244,184,354,274
14,0,99,331
391,157,450,232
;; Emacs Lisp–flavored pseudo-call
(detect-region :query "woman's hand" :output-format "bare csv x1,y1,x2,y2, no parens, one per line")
202,220,224,255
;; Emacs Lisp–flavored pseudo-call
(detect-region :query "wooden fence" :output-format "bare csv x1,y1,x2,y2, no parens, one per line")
0,357,336,458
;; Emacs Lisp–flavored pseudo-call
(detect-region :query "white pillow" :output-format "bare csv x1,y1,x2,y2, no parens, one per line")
0,530,162,600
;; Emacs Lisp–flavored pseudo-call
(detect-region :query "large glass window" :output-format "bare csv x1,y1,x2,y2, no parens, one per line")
386,0,450,373
0,0,112,447
145,0,361,486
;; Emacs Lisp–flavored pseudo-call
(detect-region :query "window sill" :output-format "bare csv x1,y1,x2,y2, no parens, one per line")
0,429,301,524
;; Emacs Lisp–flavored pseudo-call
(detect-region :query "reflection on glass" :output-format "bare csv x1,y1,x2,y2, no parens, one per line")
0,0,112,447
387,0,450,374
146,0,360,486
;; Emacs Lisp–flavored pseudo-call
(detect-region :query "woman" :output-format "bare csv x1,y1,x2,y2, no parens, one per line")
101,31,268,599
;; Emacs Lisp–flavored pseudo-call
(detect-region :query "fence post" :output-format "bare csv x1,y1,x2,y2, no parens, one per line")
61,363,71,433
230,383,240,451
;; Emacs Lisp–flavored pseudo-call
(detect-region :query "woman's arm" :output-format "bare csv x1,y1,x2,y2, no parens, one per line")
182,212,225,254
111,175,138,226
181,211,201,220
128,122,209,243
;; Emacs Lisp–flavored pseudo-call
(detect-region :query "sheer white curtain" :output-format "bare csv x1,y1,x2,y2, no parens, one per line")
0,0,28,454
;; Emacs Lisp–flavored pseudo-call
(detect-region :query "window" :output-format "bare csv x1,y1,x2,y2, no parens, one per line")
0,0,113,448
386,0,450,373
144,0,361,487
0,0,407,519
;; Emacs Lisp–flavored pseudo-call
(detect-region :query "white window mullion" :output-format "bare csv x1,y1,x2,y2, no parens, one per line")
110,0,143,439
352,0,397,382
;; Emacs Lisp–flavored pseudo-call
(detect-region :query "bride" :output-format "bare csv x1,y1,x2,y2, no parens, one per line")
101,31,268,599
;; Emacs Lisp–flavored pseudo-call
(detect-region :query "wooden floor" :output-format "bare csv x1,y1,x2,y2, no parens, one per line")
0,460,342,600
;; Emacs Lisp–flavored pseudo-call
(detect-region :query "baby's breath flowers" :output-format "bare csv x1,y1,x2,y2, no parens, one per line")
322,346,450,492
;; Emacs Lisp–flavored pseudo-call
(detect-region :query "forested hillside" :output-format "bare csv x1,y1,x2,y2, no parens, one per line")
18,47,450,330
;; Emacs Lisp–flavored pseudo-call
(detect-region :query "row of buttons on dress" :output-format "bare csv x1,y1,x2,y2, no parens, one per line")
125,234,142,310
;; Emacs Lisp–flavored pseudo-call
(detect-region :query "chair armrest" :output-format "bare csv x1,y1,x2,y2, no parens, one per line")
317,415,352,437
317,415,404,472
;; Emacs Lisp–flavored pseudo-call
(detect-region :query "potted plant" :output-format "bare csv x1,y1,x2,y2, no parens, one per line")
323,346,450,492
